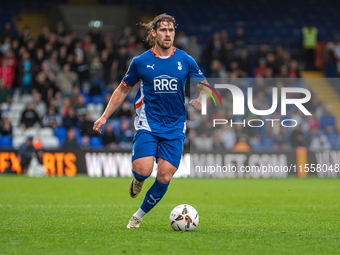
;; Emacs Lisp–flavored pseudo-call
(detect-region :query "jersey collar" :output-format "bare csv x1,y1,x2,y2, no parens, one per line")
151,46,176,59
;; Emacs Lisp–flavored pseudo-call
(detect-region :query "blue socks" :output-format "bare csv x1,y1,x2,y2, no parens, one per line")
132,170,149,182
131,170,169,215
140,178,169,213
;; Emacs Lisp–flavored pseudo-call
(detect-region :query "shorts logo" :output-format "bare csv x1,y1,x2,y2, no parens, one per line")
198,69,203,75
154,75,178,93
178,61,182,70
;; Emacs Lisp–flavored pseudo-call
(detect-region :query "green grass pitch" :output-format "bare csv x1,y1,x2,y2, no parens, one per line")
0,176,339,255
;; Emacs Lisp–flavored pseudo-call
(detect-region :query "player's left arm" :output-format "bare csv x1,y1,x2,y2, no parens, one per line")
187,55,211,111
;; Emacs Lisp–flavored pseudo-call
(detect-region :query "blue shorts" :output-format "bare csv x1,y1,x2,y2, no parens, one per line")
132,130,185,169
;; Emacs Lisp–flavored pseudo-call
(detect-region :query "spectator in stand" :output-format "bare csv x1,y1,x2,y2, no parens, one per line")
308,128,331,151
102,122,117,148
74,41,84,61
0,79,11,103
48,51,61,75
0,50,16,89
212,132,225,151
19,26,34,47
209,59,226,78
86,43,99,66
20,102,40,129
89,56,104,96
238,49,251,76
306,114,320,130
0,116,12,136
63,107,79,129
17,137,37,174
80,135,91,149
1,36,11,54
253,59,267,77
38,26,50,48
193,133,214,152
175,30,189,51
320,105,337,132
207,32,226,65
115,100,133,119
41,60,56,84
290,125,307,148
60,96,70,117
302,20,318,70
218,124,236,150
26,39,36,60
55,63,78,97
74,54,88,88
75,94,87,120
186,35,202,64
232,26,246,57
255,44,268,64
273,125,290,151
58,45,68,66
126,35,136,55
42,106,62,128
0,21,15,42
266,52,278,74
69,86,80,107
136,27,148,50
277,65,289,78
100,49,113,84
32,92,46,119
119,26,131,46
35,48,45,68
63,128,79,148
228,60,246,78
289,59,301,78
81,113,97,137
112,46,129,82
34,72,54,104
88,27,102,47
19,51,35,95
117,120,134,144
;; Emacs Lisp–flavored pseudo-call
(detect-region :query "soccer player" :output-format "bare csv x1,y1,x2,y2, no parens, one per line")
93,13,206,228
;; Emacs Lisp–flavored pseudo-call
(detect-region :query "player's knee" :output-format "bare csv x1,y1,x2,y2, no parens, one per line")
157,173,172,184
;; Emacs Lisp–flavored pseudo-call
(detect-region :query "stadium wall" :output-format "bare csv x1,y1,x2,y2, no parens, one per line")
1,149,340,178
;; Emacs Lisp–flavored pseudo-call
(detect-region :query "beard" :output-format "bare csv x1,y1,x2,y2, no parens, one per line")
155,37,172,50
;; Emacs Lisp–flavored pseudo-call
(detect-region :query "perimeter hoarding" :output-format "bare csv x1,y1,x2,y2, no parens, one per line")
1,149,340,178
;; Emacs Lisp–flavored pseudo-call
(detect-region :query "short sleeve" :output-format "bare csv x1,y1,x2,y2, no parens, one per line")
187,55,205,85
122,58,139,88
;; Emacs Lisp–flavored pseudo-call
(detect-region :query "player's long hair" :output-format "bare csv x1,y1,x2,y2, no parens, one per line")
138,13,177,46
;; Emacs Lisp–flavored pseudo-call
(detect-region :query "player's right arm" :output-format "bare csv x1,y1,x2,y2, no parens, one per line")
93,83,131,134
93,57,139,134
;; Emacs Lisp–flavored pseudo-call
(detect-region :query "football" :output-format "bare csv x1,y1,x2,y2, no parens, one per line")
169,204,199,231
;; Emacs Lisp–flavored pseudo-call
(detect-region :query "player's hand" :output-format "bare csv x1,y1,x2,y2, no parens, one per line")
189,99,201,111
93,116,107,134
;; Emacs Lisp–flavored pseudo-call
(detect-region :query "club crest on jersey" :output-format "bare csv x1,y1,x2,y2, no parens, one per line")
178,61,182,70
153,75,178,93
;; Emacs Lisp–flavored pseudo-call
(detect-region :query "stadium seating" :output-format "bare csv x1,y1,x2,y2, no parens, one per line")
90,137,103,148
0,136,12,148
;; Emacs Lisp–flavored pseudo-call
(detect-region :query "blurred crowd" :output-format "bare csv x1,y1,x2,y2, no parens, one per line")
0,21,338,151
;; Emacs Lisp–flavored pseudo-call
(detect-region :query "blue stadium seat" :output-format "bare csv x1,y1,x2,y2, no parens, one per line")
90,137,103,148
0,136,12,148
92,96,104,104
54,127,68,144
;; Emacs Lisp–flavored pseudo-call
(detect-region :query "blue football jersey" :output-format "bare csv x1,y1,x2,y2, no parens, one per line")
122,47,205,139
